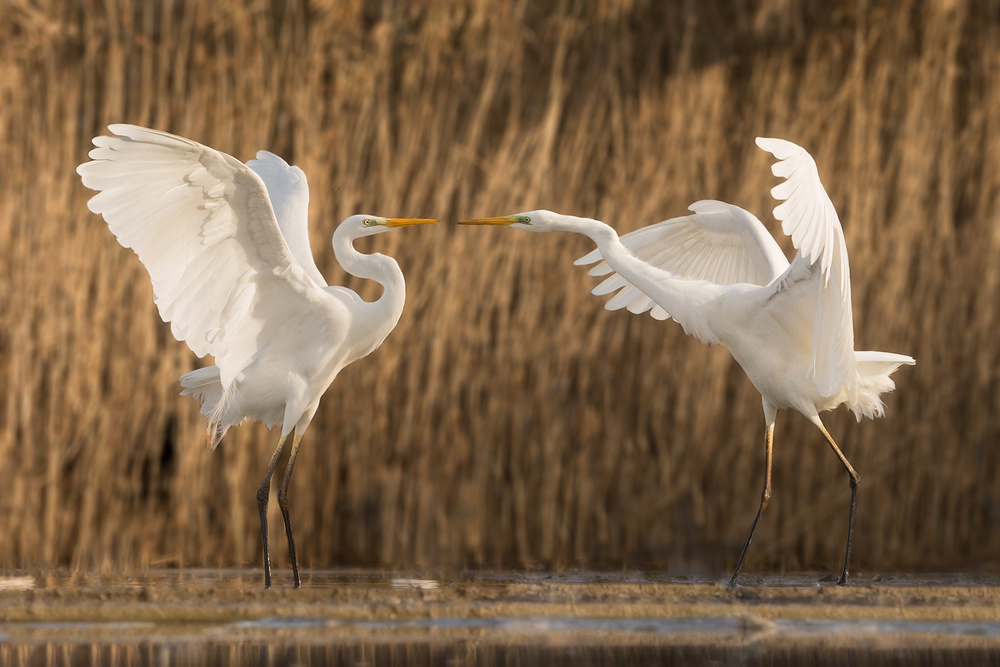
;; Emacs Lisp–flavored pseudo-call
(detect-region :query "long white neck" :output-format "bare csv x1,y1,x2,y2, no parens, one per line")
553,214,725,344
332,224,406,334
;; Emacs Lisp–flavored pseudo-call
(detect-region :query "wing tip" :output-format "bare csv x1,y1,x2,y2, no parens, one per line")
687,199,730,214
101,124,198,152
574,248,602,266
756,136,806,160
106,123,133,135
251,150,289,165
106,123,158,142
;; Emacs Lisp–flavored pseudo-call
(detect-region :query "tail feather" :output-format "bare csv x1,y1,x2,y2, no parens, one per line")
179,365,229,450
849,351,915,421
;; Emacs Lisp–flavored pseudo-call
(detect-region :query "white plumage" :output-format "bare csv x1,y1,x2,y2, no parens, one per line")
579,199,789,320
460,137,914,586
78,124,437,588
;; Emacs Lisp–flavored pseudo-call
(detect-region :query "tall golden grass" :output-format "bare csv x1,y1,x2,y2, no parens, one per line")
0,0,995,574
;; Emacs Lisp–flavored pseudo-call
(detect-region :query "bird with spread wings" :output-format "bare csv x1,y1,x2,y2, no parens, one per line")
461,137,914,585
78,125,437,587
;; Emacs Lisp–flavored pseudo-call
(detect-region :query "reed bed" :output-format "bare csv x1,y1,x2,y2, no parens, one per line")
0,0,996,574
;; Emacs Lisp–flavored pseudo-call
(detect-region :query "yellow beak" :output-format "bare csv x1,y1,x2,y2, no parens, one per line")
457,216,516,226
384,218,439,227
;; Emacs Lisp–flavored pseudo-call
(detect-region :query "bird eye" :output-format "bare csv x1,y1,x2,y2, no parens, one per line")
520,216,531,224
363,218,376,226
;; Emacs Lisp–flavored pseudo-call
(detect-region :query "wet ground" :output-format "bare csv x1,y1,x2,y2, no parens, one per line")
1,569,999,665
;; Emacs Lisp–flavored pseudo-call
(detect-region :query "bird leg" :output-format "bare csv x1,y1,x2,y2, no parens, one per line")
256,433,288,589
815,422,860,586
729,423,775,586
277,433,305,588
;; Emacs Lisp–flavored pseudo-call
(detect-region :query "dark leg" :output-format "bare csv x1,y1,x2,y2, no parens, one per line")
815,421,860,586
277,433,304,588
729,423,775,586
257,433,288,589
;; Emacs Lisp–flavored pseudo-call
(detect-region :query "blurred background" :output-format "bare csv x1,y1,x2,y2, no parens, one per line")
0,0,996,576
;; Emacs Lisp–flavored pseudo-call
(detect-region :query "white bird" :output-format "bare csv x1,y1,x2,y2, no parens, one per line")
77,125,437,588
460,137,913,586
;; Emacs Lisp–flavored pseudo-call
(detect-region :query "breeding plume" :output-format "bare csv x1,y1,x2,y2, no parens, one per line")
460,137,913,585
77,125,437,587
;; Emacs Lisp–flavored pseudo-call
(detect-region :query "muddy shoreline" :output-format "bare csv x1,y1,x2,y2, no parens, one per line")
1,569,998,652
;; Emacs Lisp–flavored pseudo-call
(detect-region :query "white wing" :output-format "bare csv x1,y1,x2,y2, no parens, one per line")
77,124,334,387
574,200,789,321
246,151,327,287
756,137,855,399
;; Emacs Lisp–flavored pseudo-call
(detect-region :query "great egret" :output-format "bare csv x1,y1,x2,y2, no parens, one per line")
77,125,437,588
460,137,913,586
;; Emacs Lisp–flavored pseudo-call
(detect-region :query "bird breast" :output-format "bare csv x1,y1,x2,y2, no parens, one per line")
717,277,846,416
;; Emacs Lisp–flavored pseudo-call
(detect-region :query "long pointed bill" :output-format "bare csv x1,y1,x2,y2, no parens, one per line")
457,216,516,226
384,218,439,227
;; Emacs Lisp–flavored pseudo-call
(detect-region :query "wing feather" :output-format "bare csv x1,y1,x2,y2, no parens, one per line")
77,124,334,388
246,151,327,287
573,200,789,322
626,294,655,314
593,274,629,296
649,305,669,320
756,137,855,399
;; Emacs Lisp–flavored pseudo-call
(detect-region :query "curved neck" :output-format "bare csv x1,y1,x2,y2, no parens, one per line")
551,214,644,277
550,214,620,251
552,214,658,292
332,224,406,330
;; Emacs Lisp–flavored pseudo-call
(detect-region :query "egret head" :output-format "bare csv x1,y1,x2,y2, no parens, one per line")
345,214,439,238
457,210,561,232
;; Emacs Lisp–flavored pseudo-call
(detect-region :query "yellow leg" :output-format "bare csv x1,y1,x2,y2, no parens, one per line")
729,422,774,586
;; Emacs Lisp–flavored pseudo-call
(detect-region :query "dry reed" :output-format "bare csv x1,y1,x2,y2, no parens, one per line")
0,0,996,575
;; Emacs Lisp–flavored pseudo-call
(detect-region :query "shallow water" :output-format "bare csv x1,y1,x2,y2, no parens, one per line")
1,570,999,666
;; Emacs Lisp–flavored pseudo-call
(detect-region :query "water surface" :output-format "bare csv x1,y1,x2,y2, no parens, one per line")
1,569,998,665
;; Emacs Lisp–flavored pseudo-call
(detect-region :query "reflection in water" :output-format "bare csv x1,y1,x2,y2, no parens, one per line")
2,642,1000,667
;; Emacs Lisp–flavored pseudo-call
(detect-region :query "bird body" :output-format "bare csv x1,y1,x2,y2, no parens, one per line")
485,209,908,423
179,214,410,449
78,124,437,587
460,137,913,585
